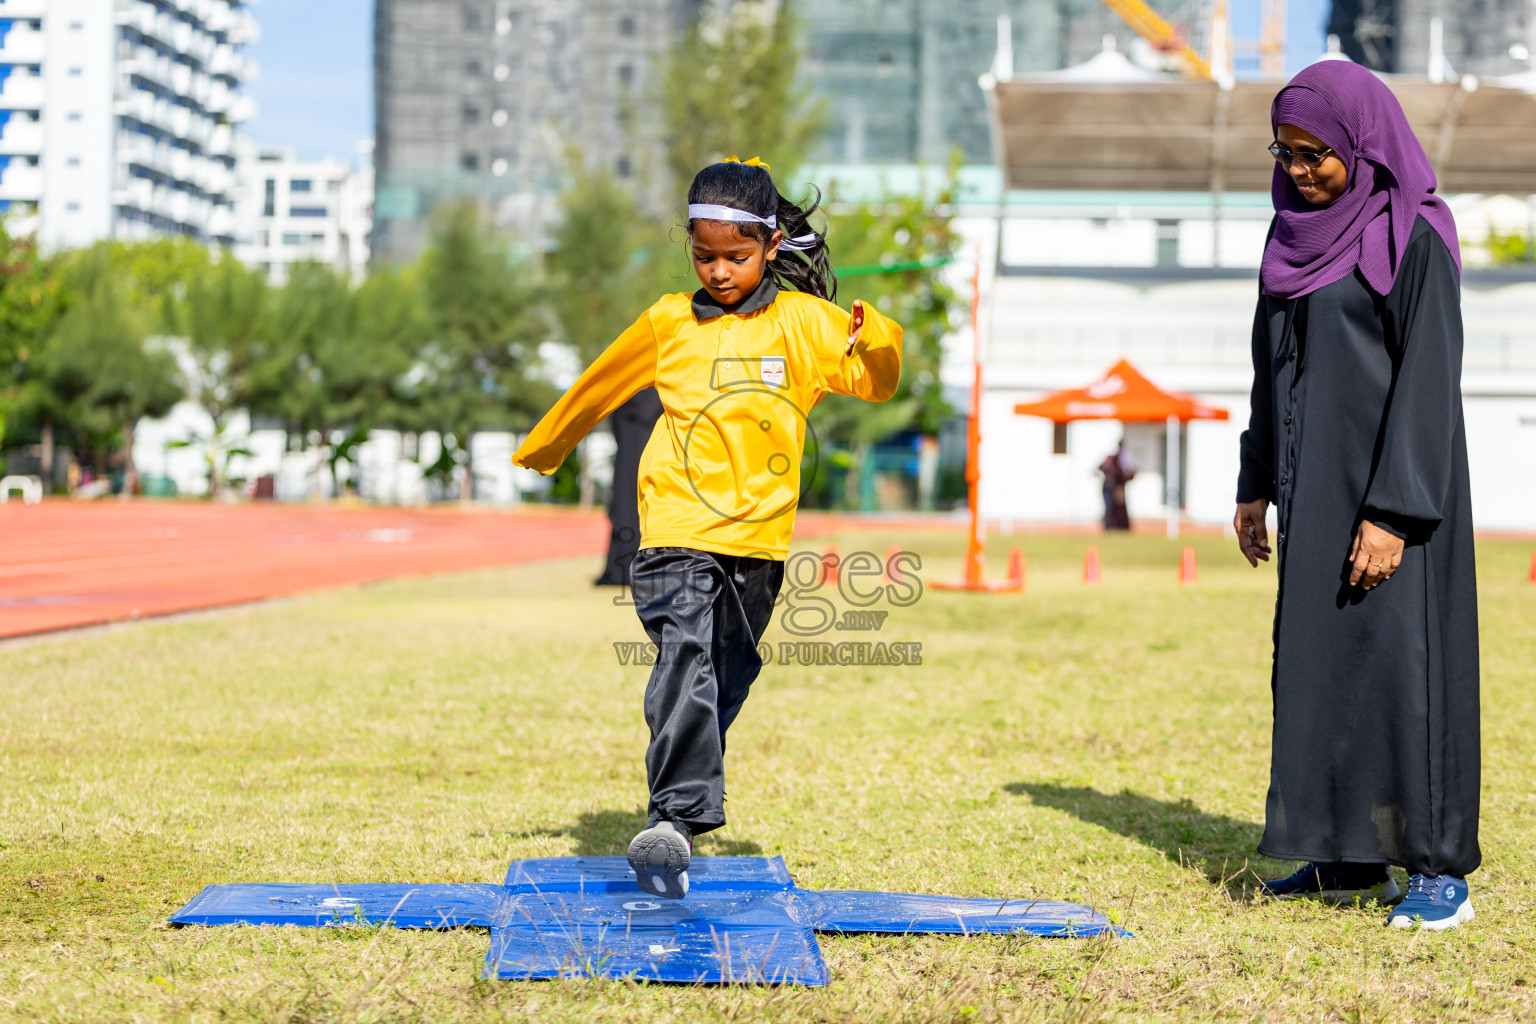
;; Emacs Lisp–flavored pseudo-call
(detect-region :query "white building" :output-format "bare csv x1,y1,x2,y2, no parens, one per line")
234,140,374,283
962,45,1536,534
961,191,1536,534
805,152,1536,534
0,0,256,247
0,9,44,226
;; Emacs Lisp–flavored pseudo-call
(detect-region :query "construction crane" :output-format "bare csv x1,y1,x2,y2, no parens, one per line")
1099,0,1288,81
1098,0,1213,79
1259,0,1286,77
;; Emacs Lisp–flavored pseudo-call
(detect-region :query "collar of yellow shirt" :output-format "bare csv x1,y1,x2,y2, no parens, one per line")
691,275,779,321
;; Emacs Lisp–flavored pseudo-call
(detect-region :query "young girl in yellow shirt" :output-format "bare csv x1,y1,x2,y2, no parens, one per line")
513,158,903,899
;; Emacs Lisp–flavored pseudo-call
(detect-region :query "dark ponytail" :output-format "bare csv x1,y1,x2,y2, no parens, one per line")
686,161,837,302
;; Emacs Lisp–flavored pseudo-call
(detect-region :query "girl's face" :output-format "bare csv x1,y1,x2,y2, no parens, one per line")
690,219,782,309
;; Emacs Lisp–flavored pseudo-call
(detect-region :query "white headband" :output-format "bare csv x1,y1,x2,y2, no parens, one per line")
687,203,819,252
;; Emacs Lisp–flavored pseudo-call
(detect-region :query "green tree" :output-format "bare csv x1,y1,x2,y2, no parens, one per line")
649,2,961,511
341,264,430,492
658,0,826,195
102,236,214,308
0,225,68,479
266,260,419,497
549,165,664,366
816,163,963,509
167,254,281,498
409,201,552,501
39,245,182,496
1485,228,1533,265
546,162,668,507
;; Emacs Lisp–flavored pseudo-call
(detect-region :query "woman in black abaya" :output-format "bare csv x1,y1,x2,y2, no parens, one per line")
1234,60,1479,930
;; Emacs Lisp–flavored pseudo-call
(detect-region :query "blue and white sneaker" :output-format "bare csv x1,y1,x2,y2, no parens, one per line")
1387,875,1473,931
1260,862,1401,905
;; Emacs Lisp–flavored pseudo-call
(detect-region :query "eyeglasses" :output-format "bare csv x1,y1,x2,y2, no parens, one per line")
1268,141,1334,168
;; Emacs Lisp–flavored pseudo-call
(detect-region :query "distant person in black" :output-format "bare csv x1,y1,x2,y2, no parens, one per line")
1098,441,1135,531
595,388,664,586
1234,61,1479,930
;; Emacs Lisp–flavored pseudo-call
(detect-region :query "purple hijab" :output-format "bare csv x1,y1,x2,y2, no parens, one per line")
1260,60,1460,299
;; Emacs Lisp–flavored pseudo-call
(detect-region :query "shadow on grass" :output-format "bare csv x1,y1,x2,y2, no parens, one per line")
511,808,763,857
1007,782,1269,885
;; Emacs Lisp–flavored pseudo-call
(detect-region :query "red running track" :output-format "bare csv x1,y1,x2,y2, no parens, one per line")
0,502,973,640
0,501,611,639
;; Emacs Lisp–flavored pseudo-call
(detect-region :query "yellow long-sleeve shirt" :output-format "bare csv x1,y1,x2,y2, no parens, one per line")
513,284,903,560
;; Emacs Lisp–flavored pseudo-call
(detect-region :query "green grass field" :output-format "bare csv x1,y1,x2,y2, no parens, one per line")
4,528,1534,1023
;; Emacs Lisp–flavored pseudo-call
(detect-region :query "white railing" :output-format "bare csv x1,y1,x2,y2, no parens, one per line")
116,1,155,34
0,0,48,19
0,72,44,109
228,7,257,45
991,329,1254,369
204,1,231,34
990,328,1536,372
0,117,43,154
205,123,234,156
206,43,234,75
206,205,234,237
0,24,46,64
0,162,43,201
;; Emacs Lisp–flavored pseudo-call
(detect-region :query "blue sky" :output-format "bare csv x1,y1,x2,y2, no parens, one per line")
244,0,373,165
244,1,1332,165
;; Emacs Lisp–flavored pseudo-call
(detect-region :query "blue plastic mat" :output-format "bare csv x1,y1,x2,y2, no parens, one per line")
492,855,824,983
170,856,1125,986
506,855,797,893
805,890,1122,937
170,883,507,928
490,888,825,984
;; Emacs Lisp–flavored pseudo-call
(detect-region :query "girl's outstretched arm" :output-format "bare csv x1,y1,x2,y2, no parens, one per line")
811,298,902,402
512,310,659,474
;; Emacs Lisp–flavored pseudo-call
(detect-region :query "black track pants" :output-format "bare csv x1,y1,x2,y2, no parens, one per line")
629,547,784,835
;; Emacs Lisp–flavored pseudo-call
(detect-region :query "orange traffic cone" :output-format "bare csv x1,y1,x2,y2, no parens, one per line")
1179,546,1198,585
822,544,840,585
1006,545,1026,590
1083,546,1102,585
883,543,902,584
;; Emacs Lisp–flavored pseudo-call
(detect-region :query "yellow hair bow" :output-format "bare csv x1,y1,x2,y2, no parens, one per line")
725,155,771,172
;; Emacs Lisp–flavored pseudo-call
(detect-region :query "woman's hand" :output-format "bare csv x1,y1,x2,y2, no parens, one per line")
1349,521,1403,590
1234,499,1271,567
845,300,865,355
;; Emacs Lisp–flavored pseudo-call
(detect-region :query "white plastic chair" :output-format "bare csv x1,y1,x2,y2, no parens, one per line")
0,475,43,505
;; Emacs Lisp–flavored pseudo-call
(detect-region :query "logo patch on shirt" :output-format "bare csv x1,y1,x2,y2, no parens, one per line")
760,356,786,388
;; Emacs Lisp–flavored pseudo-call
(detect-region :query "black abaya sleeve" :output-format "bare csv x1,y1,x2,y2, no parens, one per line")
1237,296,1276,504
1361,227,1464,533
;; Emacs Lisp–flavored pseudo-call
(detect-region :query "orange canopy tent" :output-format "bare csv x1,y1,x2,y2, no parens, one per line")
1012,359,1230,424
1013,360,1229,538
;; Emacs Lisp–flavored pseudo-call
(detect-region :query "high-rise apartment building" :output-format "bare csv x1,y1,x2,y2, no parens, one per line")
799,0,1171,165
372,0,697,264
1330,0,1536,75
0,0,255,248
370,0,1153,261
234,142,374,283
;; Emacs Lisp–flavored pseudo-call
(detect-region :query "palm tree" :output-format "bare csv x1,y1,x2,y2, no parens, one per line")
167,255,280,497
44,246,181,497
408,201,552,501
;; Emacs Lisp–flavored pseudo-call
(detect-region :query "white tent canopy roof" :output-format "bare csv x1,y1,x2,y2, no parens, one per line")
1010,46,1170,85
990,63,1536,194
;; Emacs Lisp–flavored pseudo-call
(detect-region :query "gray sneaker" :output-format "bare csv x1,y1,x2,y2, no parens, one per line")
627,819,692,899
